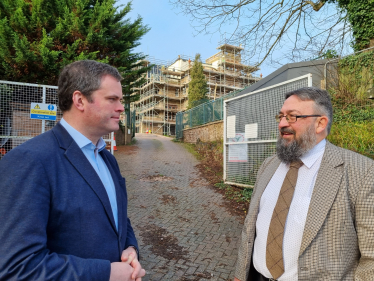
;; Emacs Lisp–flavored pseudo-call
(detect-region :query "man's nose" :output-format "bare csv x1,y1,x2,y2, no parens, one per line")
117,102,125,112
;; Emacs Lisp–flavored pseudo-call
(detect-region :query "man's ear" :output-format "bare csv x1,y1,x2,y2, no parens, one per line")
71,91,85,112
316,116,328,134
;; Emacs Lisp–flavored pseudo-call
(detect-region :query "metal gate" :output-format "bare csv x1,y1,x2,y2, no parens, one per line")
0,80,114,158
223,74,312,188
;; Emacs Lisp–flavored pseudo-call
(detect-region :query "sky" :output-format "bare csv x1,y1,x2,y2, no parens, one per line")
119,0,274,77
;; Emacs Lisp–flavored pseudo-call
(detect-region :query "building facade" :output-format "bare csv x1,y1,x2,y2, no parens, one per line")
131,44,261,135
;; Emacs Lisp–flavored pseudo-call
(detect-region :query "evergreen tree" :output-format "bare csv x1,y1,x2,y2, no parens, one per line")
0,0,151,107
187,53,208,109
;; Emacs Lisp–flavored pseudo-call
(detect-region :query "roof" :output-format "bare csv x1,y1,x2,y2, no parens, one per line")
237,59,332,95
217,43,244,51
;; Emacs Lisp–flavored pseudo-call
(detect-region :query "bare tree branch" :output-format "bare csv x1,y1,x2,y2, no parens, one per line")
170,0,351,67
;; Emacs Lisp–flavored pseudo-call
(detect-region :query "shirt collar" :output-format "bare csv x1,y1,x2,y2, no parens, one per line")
60,118,106,152
300,139,326,169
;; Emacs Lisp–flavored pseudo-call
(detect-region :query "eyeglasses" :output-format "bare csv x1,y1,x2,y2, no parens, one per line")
275,114,321,123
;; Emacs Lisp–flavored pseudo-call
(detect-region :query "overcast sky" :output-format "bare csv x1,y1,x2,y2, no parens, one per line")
120,0,275,77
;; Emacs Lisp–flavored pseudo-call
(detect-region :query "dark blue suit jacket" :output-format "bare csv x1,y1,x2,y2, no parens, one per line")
0,123,138,280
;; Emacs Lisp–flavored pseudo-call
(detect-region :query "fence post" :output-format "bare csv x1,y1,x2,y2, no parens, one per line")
223,100,226,182
203,103,205,124
42,85,46,134
190,110,192,128
221,98,223,119
212,101,215,122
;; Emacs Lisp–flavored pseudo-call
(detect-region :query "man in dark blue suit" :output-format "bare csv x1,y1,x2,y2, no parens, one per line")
0,60,145,281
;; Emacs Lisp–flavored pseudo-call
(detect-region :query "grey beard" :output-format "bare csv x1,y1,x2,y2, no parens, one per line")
276,125,317,164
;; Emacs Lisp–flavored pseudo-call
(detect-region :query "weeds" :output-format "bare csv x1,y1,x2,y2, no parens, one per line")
214,182,252,203
328,121,374,158
185,139,253,204
124,137,137,145
326,51,374,160
130,138,137,145
179,142,202,160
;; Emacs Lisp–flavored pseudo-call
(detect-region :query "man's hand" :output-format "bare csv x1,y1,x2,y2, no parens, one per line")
234,278,241,281
110,262,135,281
121,247,145,281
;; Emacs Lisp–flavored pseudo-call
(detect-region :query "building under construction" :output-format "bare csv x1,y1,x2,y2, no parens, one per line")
131,43,261,135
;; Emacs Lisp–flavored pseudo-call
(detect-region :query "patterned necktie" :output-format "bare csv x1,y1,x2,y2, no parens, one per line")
266,160,303,279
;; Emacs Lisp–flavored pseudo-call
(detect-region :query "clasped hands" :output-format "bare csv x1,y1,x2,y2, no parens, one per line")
110,247,146,281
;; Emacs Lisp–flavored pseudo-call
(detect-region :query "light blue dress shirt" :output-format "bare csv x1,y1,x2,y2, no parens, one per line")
60,118,118,230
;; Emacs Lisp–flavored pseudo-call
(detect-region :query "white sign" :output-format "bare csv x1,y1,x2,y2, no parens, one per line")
245,123,258,139
228,144,248,162
226,115,236,138
228,132,247,162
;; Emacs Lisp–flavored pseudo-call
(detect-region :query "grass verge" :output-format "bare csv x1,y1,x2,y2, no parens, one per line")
181,139,251,217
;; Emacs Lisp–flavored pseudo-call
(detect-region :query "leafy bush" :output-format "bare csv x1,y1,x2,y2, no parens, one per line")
328,121,374,159
327,50,374,160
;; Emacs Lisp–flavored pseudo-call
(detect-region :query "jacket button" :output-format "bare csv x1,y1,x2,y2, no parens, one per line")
300,267,308,271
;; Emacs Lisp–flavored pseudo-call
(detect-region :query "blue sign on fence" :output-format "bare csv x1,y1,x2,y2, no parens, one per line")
30,103,57,121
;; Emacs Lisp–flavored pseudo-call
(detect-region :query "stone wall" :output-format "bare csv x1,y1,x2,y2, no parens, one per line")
115,126,132,145
183,121,223,143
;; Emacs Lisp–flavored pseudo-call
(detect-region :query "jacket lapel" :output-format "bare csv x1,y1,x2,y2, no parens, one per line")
52,123,118,235
101,151,124,239
299,141,344,256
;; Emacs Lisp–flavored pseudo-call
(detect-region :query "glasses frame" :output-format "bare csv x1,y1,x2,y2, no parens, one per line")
275,114,322,123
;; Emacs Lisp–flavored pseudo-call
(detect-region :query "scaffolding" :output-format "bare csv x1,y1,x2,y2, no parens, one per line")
131,42,261,136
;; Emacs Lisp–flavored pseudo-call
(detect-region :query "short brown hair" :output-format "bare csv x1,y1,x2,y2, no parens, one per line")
58,60,122,112
285,87,333,134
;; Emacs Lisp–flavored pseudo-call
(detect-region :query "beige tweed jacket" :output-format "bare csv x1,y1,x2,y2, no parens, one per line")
234,141,374,281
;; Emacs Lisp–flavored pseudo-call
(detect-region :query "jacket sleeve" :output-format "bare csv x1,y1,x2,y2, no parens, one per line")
355,163,374,280
0,149,111,281
120,177,139,257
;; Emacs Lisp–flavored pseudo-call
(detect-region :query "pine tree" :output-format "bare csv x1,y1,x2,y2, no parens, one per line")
187,53,208,109
0,0,151,107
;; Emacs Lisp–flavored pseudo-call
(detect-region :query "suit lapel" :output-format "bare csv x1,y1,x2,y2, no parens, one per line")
101,151,124,239
299,141,344,256
53,123,118,235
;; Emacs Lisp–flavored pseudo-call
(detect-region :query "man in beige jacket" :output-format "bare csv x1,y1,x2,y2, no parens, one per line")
234,87,374,281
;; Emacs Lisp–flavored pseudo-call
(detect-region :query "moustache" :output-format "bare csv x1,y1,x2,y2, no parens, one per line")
280,128,295,134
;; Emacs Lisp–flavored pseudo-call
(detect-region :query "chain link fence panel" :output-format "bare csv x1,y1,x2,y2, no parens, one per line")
0,80,113,158
223,74,312,187
175,87,248,139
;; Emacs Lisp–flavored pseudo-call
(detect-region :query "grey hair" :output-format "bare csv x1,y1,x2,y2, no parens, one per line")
58,60,122,112
285,87,333,134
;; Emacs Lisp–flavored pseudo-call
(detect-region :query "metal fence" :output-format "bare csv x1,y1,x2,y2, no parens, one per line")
175,87,248,139
223,74,312,188
0,80,114,158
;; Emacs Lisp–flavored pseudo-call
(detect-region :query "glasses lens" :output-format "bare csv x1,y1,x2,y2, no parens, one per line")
288,115,298,123
275,114,298,123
